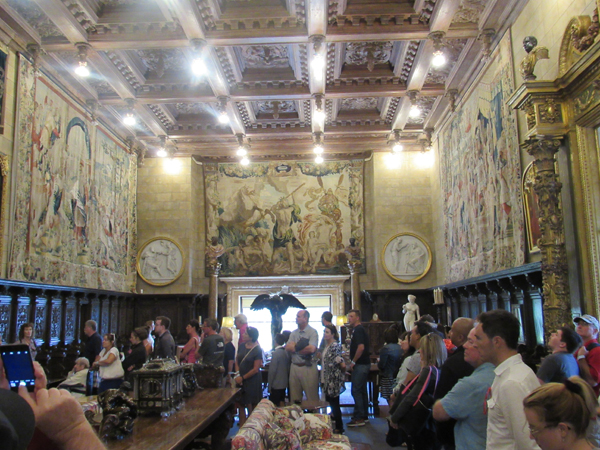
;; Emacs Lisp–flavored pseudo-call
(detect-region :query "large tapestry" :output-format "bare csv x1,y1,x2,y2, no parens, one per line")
9,55,137,291
205,160,365,276
439,31,524,282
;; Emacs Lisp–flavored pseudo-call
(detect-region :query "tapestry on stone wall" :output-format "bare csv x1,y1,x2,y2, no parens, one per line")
204,160,365,276
9,55,137,291
439,31,524,282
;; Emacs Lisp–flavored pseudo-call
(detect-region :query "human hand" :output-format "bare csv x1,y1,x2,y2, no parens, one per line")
234,376,243,385
387,417,398,429
0,357,46,392
578,346,589,358
18,386,92,447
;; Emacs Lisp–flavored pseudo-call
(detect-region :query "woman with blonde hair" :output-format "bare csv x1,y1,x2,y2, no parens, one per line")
523,376,599,450
388,332,447,450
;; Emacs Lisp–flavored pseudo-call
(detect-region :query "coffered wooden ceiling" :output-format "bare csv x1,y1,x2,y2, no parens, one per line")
0,0,528,161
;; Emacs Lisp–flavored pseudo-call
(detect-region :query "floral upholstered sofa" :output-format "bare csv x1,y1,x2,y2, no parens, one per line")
231,399,352,450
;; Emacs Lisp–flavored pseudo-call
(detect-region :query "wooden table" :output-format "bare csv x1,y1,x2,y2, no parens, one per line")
106,387,240,450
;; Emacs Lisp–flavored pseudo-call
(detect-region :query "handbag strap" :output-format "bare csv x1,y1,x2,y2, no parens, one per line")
412,366,439,407
401,371,420,395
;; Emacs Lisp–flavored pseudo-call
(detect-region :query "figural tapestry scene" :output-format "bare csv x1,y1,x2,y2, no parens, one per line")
204,160,365,277
9,55,137,291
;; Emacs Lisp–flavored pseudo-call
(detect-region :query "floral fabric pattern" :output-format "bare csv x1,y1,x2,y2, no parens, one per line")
321,342,346,397
263,422,302,450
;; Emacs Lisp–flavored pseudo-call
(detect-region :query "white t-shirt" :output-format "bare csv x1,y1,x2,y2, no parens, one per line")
99,347,124,380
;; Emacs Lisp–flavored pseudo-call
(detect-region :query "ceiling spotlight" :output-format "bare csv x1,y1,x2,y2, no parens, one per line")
314,109,326,122
190,39,208,76
122,98,136,126
409,104,421,118
191,58,206,75
432,50,446,68
240,156,250,166
74,43,91,77
310,35,326,72
392,143,403,153
123,112,136,126
315,155,324,164
157,148,167,158
237,146,247,157
313,144,324,155
218,111,229,124
75,61,90,77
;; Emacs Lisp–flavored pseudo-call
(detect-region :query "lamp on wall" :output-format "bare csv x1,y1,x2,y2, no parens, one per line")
335,315,348,327
222,317,235,328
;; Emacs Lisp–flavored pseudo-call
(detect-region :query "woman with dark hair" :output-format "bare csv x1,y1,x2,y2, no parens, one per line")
321,324,346,434
122,327,148,382
180,319,201,364
378,327,402,402
15,323,37,361
92,333,124,393
523,376,599,450
390,331,416,402
234,327,263,425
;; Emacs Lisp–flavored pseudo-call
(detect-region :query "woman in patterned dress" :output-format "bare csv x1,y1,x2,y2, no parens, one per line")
321,324,346,434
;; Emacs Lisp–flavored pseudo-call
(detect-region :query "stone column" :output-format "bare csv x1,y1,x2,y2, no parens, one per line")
524,137,571,338
347,261,362,311
207,262,221,320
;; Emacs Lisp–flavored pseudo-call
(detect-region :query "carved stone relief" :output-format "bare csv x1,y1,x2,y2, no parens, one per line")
344,42,393,66
137,49,187,78
6,0,65,38
256,100,297,113
340,97,379,110
241,45,290,68
399,41,421,84
88,79,118,95
538,97,563,124
175,103,214,115
451,0,487,25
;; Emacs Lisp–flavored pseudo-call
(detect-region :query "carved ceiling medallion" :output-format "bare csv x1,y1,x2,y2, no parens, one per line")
137,50,187,77
345,42,393,67
340,97,379,111
88,79,117,95
6,0,65,38
241,45,290,68
256,101,297,113
451,0,488,24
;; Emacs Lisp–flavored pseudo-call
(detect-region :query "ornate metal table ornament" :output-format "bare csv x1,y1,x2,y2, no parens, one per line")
193,363,225,388
132,359,184,416
98,388,138,440
181,363,198,397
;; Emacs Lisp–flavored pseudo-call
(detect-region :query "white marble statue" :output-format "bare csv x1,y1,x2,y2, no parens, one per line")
402,294,420,332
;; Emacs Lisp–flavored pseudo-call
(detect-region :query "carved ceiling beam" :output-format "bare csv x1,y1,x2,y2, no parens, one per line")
428,0,461,31
326,25,480,43
88,51,137,98
31,0,89,43
132,103,169,136
326,85,445,97
167,0,206,40
0,3,41,44
46,52,99,100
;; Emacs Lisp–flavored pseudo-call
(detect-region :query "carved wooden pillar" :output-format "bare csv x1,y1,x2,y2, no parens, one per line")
525,137,572,336
476,283,489,314
509,84,572,341
448,289,460,321
347,261,362,311
466,286,479,318
526,272,545,345
457,287,469,317
207,262,220,320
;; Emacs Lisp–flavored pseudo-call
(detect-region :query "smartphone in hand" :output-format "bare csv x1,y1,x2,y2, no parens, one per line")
0,344,36,391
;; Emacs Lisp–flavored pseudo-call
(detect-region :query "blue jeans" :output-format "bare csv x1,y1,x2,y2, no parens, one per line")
351,363,370,420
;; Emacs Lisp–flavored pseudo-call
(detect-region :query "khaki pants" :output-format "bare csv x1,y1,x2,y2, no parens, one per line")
289,364,319,403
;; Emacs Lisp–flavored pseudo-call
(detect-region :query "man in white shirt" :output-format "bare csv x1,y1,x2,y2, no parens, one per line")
58,357,90,396
472,309,541,450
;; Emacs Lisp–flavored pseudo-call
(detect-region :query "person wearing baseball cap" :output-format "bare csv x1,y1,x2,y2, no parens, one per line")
574,314,600,395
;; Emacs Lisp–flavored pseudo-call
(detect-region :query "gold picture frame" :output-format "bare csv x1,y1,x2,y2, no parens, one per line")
136,237,185,286
381,232,432,283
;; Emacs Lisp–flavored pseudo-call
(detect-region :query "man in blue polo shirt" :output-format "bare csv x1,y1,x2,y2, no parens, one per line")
433,327,495,450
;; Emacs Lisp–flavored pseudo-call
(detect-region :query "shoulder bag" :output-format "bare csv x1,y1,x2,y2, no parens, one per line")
397,365,439,438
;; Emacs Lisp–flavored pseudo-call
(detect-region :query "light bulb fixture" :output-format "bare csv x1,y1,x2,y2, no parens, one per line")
157,135,168,157
407,90,421,118
390,129,403,153
240,156,250,166
313,132,325,157
237,146,247,157
423,128,434,151
429,31,446,68
315,155,324,164
190,39,208,76
313,144,324,155
310,35,326,72
74,43,91,77
122,98,137,126
431,51,446,68
313,94,326,124
217,96,230,124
